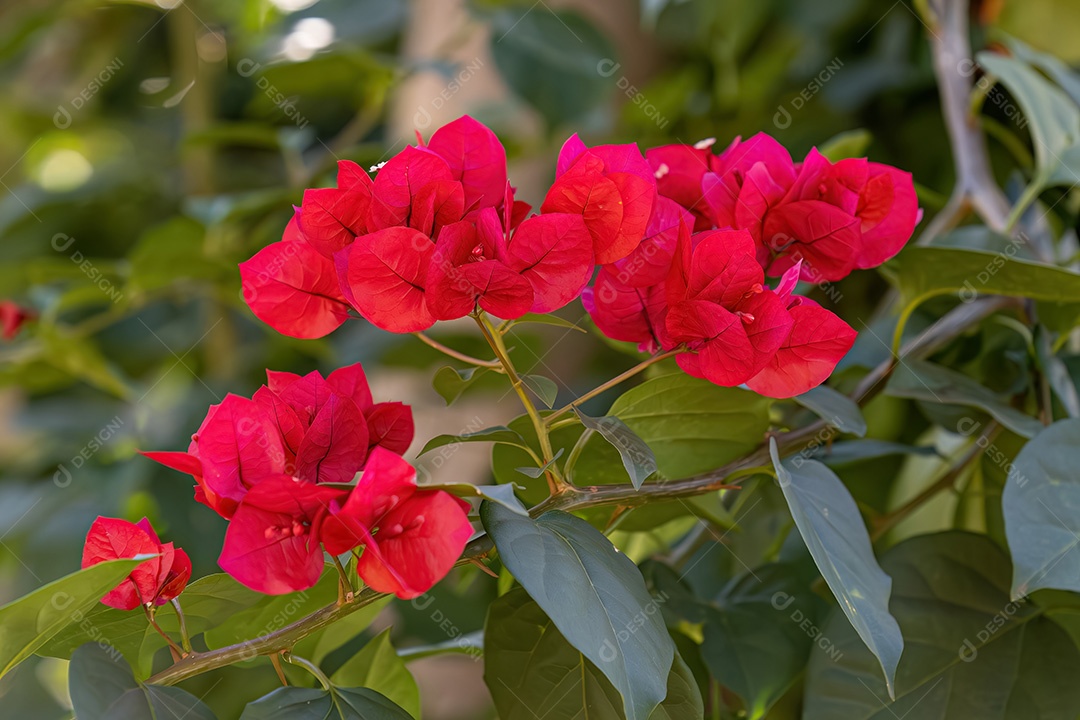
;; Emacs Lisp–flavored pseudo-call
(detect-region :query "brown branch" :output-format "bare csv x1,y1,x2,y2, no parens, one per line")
923,0,1011,238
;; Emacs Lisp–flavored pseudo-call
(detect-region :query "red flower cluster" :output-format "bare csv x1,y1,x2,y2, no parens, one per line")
241,116,621,337
585,134,918,397
650,134,918,280
144,363,471,598
82,516,191,610
239,117,917,398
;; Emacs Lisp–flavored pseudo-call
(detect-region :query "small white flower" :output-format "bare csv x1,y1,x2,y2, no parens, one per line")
693,137,716,150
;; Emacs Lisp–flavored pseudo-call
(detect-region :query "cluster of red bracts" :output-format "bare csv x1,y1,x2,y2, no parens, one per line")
241,117,917,399
82,517,192,610
140,363,471,598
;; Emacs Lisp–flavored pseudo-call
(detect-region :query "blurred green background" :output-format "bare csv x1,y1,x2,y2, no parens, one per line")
0,0,1074,716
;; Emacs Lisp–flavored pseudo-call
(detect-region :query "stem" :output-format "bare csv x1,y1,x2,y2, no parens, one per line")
1004,181,1042,234
170,599,192,654
870,423,999,541
474,312,566,493
544,349,681,425
283,653,331,691
144,606,185,658
413,332,502,369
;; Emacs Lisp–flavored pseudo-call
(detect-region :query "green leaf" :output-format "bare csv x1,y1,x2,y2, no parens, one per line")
575,407,658,489
68,643,217,720
977,52,1080,190
804,532,1080,719
425,482,529,516
127,217,228,296
0,556,149,679
502,312,587,333
520,373,559,408
769,439,903,697
297,596,391,666
890,246,1080,319
419,426,527,455
238,686,413,720
1035,326,1080,417
793,385,867,437
818,129,872,162
489,8,616,127
700,565,825,719
204,564,339,651
515,447,564,478
39,571,265,676
605,374,772,478
811,440,939,467
331,629,420,719
431,365,491,405
397,630,484,661
484,589,702,720
1004,419,1080,599
481,503,675,720
886,359,1043,438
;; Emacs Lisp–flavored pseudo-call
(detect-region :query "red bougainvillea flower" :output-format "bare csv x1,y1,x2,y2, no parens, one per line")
143,363,413,517
666,229,794,388
582,200,692,353
542,134,657,264
82,516,191,610
240,214,352,340
646,139,722,231
0,300,34,340
744,262,858,398
321,448,472,599
701,133,798,261
219,475,347,594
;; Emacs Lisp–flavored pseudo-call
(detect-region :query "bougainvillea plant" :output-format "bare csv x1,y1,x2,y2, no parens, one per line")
9,112,1010,720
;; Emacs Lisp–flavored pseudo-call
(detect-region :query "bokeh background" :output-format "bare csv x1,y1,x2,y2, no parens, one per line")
0,0,1075,717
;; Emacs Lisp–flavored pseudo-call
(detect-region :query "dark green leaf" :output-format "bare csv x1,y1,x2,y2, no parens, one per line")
793,385,867,437
397,630,483,661
331,629,420,719
238,686,413,720
769,439,903,697
701,565,825,719
1035,327,1080,417
426,482,528,516
890,246,1080,315
481,503,675,720
520,373,559,408
419,426,527,455
602,374,772,479
977,52,1080,190
0,556,149,679
69,644,216,720
484,589,702,720
515,447,564,478
1004,418,1080,599
574,407,658,489
811,440,939,467
490,8,616,126
886,359,1043,438
804,532,1080,719
431,366,491,405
